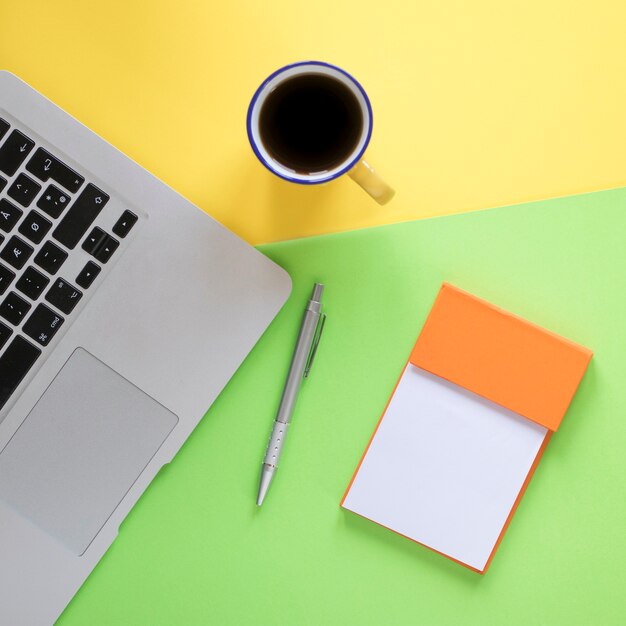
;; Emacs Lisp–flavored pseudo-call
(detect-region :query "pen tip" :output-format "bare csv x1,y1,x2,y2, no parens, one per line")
257,466,273,506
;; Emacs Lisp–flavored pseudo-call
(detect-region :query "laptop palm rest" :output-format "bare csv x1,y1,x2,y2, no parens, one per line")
0,348,178,555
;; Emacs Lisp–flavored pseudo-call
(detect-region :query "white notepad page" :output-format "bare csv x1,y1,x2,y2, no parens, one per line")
343,366,548,571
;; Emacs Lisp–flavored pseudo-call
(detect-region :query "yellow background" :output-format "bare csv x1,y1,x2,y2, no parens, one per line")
1,0,625,243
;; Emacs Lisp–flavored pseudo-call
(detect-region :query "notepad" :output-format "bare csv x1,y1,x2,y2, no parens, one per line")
342,283,592,573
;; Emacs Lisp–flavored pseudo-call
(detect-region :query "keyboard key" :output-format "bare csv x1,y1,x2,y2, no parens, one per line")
0,175,6,194
82,227,107,255
7,173,42,207
0,130,35,177
25,148,84,193
0,264,16,295
76,261,100,289
0,321,11,350
45,278,82,314
37,184,71,219
0,336,41,411
53,184,109,249
0,198,23,233
34,241,67,275
83,227,119,263
18,211,52,245
1,235,34,270
0,291,31,325
23,303,64,347
83,228,119,262
16,266,50,300
0,119,9,141
94,234,119,263
112,210,138,238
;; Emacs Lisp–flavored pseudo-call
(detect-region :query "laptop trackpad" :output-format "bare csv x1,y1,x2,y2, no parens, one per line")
0,348,178,555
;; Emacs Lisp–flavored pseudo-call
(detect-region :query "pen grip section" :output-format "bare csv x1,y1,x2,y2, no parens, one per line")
262,421,290,469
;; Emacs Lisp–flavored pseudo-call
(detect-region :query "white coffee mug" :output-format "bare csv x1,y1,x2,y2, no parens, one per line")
247,61,394,204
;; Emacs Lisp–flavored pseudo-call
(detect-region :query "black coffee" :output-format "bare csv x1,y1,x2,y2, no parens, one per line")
259,73,363,174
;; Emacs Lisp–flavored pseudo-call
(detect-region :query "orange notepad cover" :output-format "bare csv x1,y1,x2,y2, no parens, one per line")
342,283,592,572
411,284,592,431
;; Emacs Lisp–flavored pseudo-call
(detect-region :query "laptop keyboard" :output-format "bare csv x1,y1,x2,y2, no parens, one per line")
0,118,138,413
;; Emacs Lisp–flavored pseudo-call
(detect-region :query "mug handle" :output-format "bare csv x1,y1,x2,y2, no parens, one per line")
348,159,395,205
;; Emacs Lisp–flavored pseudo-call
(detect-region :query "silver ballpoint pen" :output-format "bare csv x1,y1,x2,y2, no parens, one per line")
256,283,326,506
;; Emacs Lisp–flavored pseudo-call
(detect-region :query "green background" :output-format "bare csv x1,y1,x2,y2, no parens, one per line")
60,189,626,625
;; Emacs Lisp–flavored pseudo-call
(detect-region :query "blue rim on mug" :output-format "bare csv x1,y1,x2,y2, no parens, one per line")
246,61,374,185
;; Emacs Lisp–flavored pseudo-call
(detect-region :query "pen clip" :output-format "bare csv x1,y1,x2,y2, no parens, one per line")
304,313,326,378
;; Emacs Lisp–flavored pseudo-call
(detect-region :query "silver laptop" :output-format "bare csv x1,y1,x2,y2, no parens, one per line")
0,71,291,625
